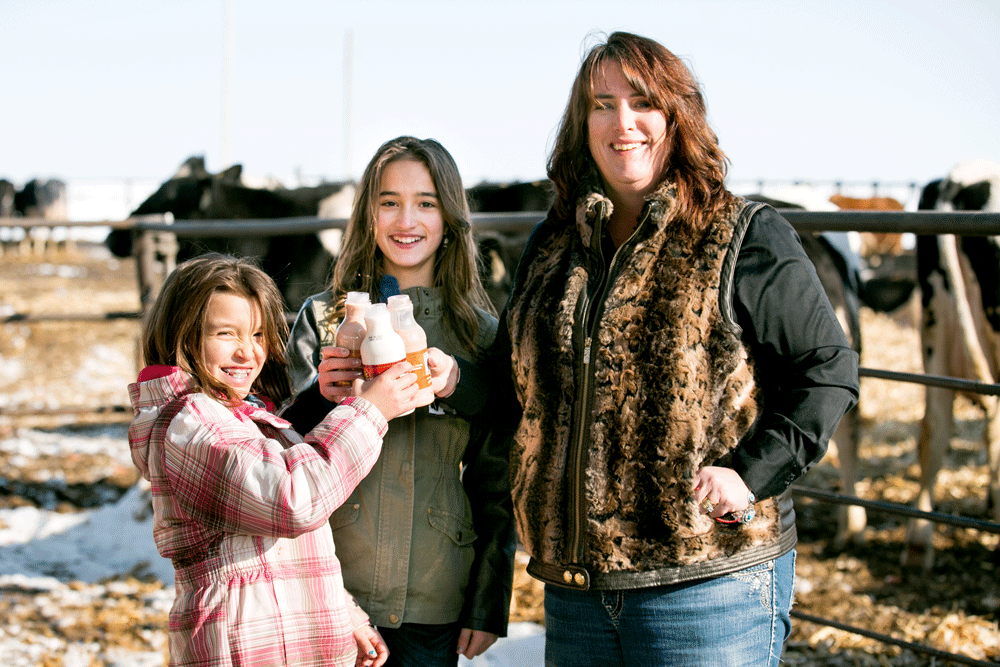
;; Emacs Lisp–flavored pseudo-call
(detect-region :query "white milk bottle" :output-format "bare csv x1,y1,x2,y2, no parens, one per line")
387,294,435,408
361,303,412,416
333,291,370,387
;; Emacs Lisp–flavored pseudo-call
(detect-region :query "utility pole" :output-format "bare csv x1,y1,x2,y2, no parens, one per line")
221,0,236,169
344,28,354,181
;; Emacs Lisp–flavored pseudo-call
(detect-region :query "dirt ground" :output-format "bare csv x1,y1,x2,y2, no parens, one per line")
0,243,997,666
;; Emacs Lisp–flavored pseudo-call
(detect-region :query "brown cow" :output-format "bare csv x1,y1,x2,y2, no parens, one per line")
907,158,1000,569
829,193,906,258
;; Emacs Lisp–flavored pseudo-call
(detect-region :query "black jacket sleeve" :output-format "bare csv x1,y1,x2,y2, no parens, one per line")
730,206,860,499
459,415,516,635
281,381,337,435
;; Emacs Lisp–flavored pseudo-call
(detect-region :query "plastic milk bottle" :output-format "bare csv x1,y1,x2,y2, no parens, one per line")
387,294,436,408
333,291,370,387
360,303,412,416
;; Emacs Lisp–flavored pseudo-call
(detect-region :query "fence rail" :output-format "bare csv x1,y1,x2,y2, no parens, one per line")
6,209,1000,236
3,209,1000,665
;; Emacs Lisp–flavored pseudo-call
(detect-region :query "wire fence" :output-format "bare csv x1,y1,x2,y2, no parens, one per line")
2,209,999,665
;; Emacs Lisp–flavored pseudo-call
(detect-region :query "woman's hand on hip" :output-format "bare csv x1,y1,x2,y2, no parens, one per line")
693,466,752,519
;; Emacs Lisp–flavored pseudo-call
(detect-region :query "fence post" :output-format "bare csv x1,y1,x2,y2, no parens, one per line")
134,215,178,315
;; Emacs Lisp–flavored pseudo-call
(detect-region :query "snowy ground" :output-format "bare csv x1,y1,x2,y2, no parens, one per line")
0,424,544,666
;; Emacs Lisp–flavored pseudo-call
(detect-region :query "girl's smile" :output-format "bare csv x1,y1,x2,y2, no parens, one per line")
201,291,266,399
375,159,444,289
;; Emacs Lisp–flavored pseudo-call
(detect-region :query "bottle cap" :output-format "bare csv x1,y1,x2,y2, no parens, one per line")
346,291,371,305
387,294,412,310
365,302,390,325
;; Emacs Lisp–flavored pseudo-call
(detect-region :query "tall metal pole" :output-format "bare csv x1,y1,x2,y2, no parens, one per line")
344,28,354,180
221,0,236,169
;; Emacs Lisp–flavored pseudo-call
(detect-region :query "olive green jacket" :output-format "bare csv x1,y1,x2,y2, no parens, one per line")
282,287,514,635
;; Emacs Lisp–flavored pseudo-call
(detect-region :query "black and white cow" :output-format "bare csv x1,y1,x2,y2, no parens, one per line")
0,178,69,254
13,178,68,220
467,180,553,313
106,156,353,312
907,158,1000,568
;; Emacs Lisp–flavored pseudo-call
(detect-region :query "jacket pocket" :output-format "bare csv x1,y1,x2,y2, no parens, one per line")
329,498,361,530
427,507,477,547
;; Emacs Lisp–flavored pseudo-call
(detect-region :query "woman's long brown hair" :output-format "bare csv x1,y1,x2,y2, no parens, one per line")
547,31,736,239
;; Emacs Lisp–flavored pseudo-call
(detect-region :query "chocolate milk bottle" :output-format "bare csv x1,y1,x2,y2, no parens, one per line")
333,291,370,387
360,303,412,416
387,294,435,408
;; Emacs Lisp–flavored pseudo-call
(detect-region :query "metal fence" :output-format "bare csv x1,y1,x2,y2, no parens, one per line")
2,210,999,665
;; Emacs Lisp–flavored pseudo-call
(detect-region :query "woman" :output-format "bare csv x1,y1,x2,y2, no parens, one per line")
488,32,859,666
282,136,514,666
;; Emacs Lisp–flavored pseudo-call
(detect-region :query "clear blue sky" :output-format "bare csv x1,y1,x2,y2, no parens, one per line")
3,0,998,189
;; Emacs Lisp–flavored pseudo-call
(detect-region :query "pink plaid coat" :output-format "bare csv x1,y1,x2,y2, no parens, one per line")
128,366,386,667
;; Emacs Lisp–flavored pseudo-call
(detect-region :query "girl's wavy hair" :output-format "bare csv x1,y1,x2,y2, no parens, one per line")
141,253,292,405
330,136,496,355
547,31,736,238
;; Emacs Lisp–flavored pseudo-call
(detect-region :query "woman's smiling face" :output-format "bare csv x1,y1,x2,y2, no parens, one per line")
375,158,444,289
587,59,670,202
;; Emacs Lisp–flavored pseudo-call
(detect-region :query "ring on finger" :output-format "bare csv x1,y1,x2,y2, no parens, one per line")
700,498,715,514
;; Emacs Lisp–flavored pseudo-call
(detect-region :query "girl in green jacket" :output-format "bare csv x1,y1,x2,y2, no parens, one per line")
282,136,514,667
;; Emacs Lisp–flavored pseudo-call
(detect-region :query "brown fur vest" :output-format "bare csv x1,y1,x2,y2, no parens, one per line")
507,183,785,585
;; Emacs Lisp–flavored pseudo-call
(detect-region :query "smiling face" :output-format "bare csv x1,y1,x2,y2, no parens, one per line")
201,291,266,400
587,59,670,204
375,158,444,289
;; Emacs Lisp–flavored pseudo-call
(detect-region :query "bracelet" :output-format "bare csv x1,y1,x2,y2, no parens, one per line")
713,490,756,525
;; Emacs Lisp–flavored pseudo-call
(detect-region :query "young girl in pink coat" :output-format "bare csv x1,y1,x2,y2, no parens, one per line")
128,253,419,667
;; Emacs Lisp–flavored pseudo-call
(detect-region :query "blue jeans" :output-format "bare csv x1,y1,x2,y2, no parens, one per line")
379,622,461,667
543,550,795,667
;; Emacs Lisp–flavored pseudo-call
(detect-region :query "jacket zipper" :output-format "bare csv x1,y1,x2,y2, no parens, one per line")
567,207,649,564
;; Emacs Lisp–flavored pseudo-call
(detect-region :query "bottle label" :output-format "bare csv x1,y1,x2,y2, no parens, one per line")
406,348,431,389
363,359,402,380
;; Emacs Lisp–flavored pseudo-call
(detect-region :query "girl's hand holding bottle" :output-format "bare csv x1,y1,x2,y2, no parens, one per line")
352,360,419,421
318,346,364,404
426,347,460,398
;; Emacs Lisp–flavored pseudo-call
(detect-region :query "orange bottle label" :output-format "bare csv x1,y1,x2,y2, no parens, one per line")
406,348,431,389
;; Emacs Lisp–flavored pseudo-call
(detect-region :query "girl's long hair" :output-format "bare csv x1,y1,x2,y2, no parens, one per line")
547,31,736,239
141,253,292,405
330,136,495,354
